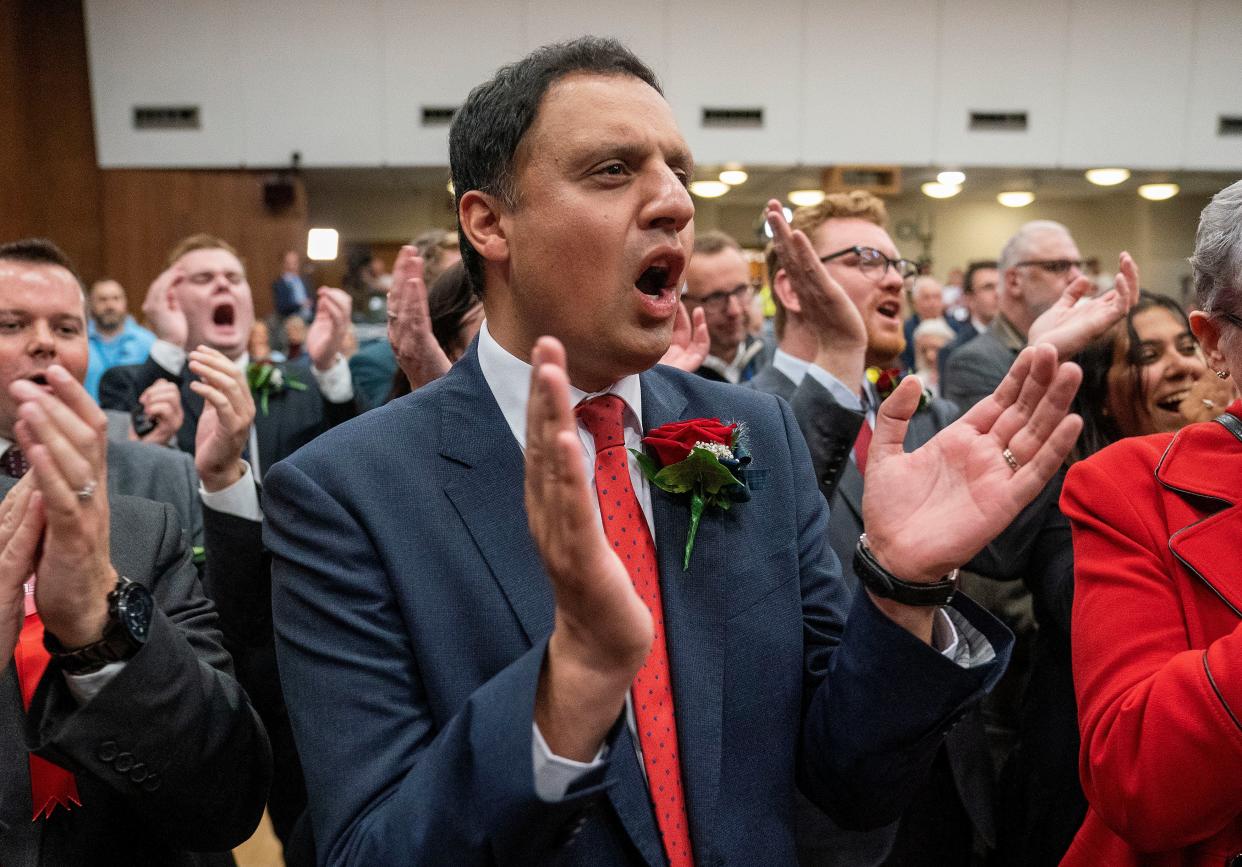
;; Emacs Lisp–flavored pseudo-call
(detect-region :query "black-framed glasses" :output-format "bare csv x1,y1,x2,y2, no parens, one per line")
818,246,918,282
1014,259,1084,275
686,283,753,314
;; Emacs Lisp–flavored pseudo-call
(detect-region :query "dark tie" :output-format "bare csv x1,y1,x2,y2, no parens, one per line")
576,395,694,867
2,445,29,478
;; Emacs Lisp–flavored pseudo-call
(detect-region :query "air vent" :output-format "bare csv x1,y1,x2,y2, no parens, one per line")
421,106,458,126
133,105,200,130
701,107,763,128
968,111,1028,132
1218,115,1242,137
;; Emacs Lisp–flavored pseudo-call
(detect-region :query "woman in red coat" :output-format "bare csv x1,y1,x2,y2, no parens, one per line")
1062,180,1242,866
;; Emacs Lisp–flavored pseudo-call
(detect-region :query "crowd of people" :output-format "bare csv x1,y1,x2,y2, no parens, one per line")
3,34,1242,867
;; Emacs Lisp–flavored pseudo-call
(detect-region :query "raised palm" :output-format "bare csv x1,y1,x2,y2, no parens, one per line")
1027,252,1139,360
862,344,1083,582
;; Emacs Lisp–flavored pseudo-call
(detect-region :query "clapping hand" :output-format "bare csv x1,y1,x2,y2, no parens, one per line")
306,286,353,371
134,379,184,446
142,265,189,348
525,337,652,760
1027,252,1140,360
10,366,117,649
0,477,45,668
861,345,1082,639
189,346,256,492
658,302,709,372
387,245,452,389
765,200,868,391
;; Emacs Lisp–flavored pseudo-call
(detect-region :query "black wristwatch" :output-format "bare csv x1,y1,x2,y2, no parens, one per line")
853,534,958,607
45,576,154,675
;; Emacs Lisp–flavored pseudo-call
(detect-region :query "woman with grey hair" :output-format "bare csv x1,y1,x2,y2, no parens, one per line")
1060,178,1242,865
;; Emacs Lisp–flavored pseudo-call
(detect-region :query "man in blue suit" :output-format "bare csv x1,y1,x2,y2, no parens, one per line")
263,37,1083,866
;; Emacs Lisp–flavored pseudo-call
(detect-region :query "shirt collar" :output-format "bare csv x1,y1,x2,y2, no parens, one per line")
772,348,811,387
989,313,1026,353
477,322,644,449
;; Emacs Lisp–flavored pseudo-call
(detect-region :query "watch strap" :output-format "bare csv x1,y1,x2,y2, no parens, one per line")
853,535,958,607
44,577,148,675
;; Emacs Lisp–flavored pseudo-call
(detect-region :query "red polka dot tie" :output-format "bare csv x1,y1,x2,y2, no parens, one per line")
576,395,695,867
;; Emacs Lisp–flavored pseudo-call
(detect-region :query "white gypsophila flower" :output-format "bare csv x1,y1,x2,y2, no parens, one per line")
269,368,284,388
694,440,734,460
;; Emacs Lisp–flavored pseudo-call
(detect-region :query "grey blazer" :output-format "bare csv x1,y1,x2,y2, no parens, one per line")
0,481,271,866
106,439,203,550
942,329,1019,413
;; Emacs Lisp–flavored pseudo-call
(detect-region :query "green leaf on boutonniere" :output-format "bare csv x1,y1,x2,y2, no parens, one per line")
631,445,744,569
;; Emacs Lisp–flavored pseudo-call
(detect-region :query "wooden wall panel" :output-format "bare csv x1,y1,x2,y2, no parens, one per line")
100,170,308,320
0,0,103,279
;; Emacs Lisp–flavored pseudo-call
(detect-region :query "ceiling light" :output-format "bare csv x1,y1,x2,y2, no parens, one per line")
761,207,795,239
719,169,748,186
1085,168,1130,186
788,189,826,207
1138,182,1179,201
997,191,1035,208
689,180,730,198
922,182,961,199
306,228,339,261
937,171,966,186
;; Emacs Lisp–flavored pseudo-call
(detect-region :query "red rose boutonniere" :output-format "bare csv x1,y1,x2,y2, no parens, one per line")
866,366,931,410
632,417,751,570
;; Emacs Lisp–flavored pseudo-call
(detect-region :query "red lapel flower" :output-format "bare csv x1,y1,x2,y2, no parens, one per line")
641,418,737,466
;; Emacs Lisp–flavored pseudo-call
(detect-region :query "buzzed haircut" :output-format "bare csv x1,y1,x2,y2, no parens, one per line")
166,233,243,268
449,36,662,295
764,190,889,338
963,260,999,294
0,238,86,291
693,231,742,257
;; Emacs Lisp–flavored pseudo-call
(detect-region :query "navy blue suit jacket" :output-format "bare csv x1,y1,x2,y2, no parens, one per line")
263,346,1011,866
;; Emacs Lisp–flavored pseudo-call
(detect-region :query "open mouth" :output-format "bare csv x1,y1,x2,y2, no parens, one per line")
634,248,686,297
876,300,902,320
212,302,236,327
1155,390,1188,413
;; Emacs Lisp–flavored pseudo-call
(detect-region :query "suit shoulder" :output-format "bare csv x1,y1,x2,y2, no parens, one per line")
1063,432,1170,495
109,438,194,475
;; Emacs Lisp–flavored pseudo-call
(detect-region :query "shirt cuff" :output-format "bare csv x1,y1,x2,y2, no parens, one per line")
148,340,187,376
199,462,262,522
311,354,354,403
63,661,127,705
937,606,997,669
804,365,863,411
532,721,609,802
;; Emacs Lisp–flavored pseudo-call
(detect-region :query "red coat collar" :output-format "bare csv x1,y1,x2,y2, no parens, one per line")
1155,400,1242,504
1159,400,1242,617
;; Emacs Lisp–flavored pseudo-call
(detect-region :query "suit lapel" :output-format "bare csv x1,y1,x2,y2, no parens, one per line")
641,369,725,861
837,460,864,524
438,352,554,645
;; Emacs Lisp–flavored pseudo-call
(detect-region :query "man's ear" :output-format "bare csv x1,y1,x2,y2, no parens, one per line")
1003,267,1022,301
1190,310,1229,373
771,268,801,317
458,190,509,268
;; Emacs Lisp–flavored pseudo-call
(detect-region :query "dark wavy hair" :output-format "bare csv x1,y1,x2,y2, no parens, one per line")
1070,291,1196,462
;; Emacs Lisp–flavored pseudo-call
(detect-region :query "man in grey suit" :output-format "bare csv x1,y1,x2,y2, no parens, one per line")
943,222,1136,412
0,240,271,865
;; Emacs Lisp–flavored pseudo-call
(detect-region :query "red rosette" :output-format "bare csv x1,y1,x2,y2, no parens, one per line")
642,417,737,465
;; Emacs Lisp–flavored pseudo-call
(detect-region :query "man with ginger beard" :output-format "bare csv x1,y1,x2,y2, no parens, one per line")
260,37,1096,866
757,192,990,866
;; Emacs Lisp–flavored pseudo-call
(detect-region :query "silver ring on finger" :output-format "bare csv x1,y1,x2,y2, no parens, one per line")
1001,448,1021,473
76,479,98,501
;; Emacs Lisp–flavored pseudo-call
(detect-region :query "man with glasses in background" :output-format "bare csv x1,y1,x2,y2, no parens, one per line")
681,230,769,383
943,221,1087,411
